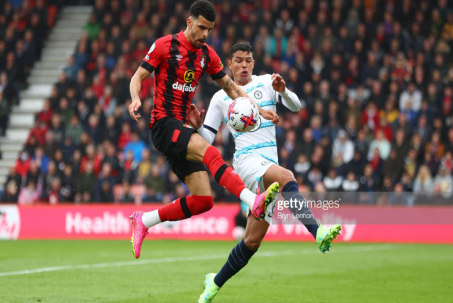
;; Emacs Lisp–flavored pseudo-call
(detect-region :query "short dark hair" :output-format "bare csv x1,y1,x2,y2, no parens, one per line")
190,0,216,22
229,42,253,59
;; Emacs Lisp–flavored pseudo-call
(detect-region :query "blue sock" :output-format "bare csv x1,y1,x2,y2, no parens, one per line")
214,240,256,288
282,181,318,239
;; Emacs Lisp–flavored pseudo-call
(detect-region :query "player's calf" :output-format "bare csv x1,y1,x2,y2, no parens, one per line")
156,195,214,221
213,239,256,289
243,214,269,251
193,140,278,220
264,165,318,238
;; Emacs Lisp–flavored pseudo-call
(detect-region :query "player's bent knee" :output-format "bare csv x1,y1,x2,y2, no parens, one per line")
281,169,296,187
188,195,214,215
244,236,263,251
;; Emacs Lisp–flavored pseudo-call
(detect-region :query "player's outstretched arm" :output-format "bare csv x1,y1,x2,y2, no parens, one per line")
215,75,279,124
128,66,151,122
189,104,217,145
271,73,301,112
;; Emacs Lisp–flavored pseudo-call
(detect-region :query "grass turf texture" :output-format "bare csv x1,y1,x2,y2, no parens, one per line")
1,240,452,302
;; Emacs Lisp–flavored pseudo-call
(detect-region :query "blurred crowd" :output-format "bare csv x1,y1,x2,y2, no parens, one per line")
2,0,453,205
0,0,63,135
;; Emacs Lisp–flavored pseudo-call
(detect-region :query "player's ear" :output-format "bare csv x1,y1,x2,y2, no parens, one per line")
187,17,192,29
227,60,232,69
252,59,255,68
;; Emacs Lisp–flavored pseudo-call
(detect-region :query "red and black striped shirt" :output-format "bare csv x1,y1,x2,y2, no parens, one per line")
140,31,226,127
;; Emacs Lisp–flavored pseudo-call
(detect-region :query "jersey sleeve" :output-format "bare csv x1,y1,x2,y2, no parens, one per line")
262,74,301,111
140,37,166,73
206,47,227,80
199,92,225,144
204,92,224,131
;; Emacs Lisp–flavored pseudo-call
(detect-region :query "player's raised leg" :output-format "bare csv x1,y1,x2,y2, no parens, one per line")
187,132,279,220
130,170,213,258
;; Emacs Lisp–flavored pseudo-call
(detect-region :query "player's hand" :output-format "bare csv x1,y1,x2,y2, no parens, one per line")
259,107,279,124
271,73,286,93
129,98,142,122
189,104,205,129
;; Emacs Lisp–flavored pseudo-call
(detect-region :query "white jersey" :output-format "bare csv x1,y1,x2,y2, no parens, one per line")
203,74,300,165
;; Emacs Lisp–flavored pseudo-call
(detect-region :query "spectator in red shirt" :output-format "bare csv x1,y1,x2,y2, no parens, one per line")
27,119,47,146
80,144,102,176
36,98,53,126
361,102,380,131
117,122,132,150
15,151,31,177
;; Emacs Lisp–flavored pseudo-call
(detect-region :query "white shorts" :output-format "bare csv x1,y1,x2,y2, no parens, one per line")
233,153,277,224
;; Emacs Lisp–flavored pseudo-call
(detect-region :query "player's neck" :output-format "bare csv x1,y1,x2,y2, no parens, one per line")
183,29,195,47
234,77,252,86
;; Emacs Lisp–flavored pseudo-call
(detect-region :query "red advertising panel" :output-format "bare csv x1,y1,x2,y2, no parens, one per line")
0,205,452,243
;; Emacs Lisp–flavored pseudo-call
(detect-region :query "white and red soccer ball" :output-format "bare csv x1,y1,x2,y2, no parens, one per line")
227,97,260,133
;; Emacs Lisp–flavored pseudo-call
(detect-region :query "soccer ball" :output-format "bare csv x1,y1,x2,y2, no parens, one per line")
227,97,260,133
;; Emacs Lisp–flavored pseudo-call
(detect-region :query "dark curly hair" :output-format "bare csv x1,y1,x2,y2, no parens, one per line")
229,42,253,59
189,0,216,22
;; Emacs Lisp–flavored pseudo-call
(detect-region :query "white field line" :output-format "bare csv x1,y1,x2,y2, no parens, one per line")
0,244,395,278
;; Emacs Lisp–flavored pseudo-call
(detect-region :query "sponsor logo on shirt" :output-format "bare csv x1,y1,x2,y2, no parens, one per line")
184,70,195,83
172,82,196,92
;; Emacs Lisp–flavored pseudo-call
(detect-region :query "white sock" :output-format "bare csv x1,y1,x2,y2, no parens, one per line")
239,188,256,209
141,210,162,228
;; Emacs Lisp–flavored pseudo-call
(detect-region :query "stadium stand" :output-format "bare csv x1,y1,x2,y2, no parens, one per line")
1,0,453,205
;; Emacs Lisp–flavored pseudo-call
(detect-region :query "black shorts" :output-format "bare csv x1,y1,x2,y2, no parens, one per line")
150,117,206,182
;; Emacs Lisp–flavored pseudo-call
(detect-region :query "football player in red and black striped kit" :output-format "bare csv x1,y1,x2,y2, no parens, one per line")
128,0,280,258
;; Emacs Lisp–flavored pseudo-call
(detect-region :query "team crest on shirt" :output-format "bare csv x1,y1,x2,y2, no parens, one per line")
184,70,195,83
199,54,206,68
148,43,156,54
254,90,263,99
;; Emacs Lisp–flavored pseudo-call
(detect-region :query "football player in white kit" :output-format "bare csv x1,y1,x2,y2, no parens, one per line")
191,42,341,303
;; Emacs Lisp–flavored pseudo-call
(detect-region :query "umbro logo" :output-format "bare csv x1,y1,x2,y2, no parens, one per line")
176,55,183,61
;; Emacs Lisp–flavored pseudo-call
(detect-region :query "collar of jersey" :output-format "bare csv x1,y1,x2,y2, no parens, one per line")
178,31,198,51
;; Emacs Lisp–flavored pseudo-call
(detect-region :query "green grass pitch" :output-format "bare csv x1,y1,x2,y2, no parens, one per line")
1,240,452,302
